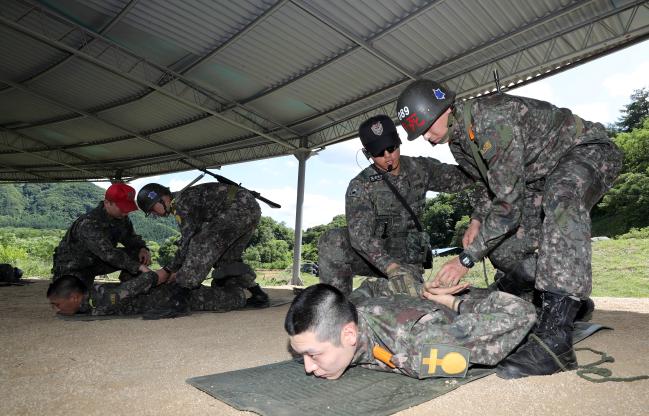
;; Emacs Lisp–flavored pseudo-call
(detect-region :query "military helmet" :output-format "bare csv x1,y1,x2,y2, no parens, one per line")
137,183,171,214
396,79,456,141
358,114,402,157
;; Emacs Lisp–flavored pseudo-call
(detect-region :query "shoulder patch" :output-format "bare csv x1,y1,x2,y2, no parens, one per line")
369,174,383,182
347,187,360,197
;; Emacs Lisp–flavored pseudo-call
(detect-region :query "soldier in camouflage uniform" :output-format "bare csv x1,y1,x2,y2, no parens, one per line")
136,182,269,307
396,80,623,379
318,115,473,296
285,283,535,380
52,183,152,287
47,272,246,317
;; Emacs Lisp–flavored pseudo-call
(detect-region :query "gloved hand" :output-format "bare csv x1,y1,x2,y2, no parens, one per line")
386,264,423,297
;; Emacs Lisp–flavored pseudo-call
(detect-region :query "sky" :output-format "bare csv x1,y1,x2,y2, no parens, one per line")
98,40,649,231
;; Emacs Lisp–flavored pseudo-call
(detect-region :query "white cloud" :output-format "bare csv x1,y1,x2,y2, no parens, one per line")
257,185,344,230
602,60,649,98
572,102,611,124
510,82,557,103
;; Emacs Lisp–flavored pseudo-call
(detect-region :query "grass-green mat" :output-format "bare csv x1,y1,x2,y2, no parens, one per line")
186,322,609,416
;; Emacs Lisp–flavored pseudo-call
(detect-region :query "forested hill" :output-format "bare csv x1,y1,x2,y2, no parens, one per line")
0,183,178,243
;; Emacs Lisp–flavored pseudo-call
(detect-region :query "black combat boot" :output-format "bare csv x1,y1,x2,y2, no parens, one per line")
496,291,581,379
246,284,270,308
575,297,595,322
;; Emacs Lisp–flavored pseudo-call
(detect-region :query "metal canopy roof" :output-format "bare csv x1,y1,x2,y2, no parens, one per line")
1,0,648,182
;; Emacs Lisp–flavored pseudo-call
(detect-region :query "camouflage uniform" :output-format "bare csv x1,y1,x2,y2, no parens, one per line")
52,202,147,287
77,271,246,316
167,183,260,289
319,156,473,295
349,283,536,378
448,94,623,298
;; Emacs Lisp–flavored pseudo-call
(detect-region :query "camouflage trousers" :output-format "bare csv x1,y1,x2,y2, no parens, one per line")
97,283,246,315
175,190,260,289
52,246,141,288
488,141,622,298
318,227,423,296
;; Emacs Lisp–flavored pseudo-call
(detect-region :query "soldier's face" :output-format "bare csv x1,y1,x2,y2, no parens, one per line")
423,108,452,145
104,200,128,219
149,202,168,217
289,324,357,380
49,293,82,315
371,147,401,172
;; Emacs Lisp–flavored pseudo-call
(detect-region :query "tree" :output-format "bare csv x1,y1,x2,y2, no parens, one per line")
616,88,649,132
421,191,473,247
613,118,649,175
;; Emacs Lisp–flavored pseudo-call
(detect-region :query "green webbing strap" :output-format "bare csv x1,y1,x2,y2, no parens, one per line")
529,334,649,383
462,106,490,187
574,114,584,138
575,347,649,383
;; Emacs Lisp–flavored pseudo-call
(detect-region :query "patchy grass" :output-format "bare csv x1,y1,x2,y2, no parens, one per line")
260,238,649,298
23,239,648,297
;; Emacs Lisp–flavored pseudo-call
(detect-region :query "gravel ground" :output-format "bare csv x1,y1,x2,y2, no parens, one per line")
1,280,647,416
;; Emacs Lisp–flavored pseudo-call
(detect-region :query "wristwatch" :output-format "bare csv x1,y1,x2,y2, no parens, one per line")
458,251,475,269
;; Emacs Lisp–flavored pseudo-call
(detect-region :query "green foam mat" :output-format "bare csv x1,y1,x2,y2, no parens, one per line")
186,323,609,416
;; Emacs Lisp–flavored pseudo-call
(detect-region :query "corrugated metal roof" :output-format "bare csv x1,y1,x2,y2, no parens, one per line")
0,0,647,181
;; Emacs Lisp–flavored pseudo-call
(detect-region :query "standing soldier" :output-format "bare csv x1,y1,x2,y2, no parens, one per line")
52,183,152,287
136,182,269,307
396,79,623,378
318,114,473,297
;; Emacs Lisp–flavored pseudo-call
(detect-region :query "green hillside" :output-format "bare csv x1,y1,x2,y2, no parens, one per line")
0,183,178,243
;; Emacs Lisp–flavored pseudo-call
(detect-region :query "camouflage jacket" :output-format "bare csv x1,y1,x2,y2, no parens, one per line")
350,291,536,378
53,202,147,275
345,156,473,273
78,271,159,315
167,182,255,271
448,94,614,261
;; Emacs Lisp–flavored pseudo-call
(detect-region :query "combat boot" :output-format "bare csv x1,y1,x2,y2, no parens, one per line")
575,297,595,322
246,284,270,308
496,291,581,379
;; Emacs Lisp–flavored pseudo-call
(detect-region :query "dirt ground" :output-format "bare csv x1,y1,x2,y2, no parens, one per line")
1,280,648,416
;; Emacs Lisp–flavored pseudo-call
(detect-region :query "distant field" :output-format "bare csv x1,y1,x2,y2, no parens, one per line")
256,238,649,298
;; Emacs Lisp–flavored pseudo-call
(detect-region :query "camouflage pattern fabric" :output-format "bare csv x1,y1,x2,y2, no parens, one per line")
166,183,261,289
78,272,245,316
52,202,147,287
349,288,536,378
319,156,473,295
448,94,623,298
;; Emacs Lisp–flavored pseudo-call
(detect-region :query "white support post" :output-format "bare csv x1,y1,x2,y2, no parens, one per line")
291,149,311,285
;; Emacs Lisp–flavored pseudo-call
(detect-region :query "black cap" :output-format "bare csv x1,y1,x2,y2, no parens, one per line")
358,115,402,156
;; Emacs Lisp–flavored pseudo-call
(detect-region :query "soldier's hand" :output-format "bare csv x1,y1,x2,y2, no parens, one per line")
168,272,177,284
433,257,469,288
462,219,481,248
423,280,470,296
155,269,169,285
138,264,152,274
139,247,152,266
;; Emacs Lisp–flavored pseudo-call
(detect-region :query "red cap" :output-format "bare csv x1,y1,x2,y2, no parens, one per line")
105,183,138,214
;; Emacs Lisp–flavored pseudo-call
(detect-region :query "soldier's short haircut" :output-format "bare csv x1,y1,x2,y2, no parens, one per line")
284,283,358,346
46,275,88,299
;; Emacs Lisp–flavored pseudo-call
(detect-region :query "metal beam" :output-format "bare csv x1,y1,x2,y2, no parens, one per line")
0,13,298,150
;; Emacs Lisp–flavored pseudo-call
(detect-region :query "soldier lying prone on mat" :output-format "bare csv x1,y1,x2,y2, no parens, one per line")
47,272,247,317
284,282,535,379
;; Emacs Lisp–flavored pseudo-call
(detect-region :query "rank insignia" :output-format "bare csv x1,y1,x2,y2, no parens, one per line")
418,344,470,378
369,174,383,182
